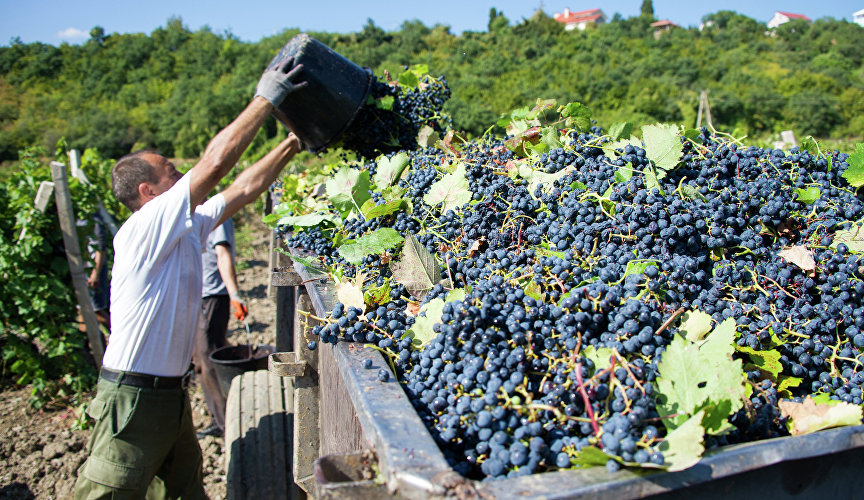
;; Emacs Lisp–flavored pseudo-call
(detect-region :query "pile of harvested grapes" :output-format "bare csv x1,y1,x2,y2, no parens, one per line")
270,73,864,480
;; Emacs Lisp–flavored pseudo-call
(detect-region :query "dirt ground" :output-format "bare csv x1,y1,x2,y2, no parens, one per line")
0,212,277,499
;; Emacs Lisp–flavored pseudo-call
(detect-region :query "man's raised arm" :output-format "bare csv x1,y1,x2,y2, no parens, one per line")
217,133,301,225
188,58,306,208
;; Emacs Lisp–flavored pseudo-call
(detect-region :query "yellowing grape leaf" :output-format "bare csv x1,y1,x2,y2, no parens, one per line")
679,309,713,342
778,245,816,273
735,345,783,379
424,162,472,214
779,396,863,436
658,410,705,472
656,317,747,435
336,281,365,313
642,123,683,171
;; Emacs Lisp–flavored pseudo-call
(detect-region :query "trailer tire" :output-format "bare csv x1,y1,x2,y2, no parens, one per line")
224,369,301,499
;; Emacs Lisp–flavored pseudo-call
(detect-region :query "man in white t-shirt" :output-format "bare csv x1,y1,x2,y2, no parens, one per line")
74,57,307,499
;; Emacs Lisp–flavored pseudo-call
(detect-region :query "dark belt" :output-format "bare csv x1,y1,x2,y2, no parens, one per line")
100,367,188,389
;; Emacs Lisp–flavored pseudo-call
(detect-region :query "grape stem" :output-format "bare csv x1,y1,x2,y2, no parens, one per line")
574,361,601,442
654,307,686,337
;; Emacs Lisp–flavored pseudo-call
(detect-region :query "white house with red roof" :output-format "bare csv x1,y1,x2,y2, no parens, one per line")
767,11,812,29
854,9,864,27
650,20,680,39
553,8,607,31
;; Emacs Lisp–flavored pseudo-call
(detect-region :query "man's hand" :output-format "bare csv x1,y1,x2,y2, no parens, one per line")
230,292,248,321
255,57,308,108
88,270,99,288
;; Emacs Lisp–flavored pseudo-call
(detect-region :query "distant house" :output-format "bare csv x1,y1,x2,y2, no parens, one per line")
651,20,679,39
553,8,606,31
854,9,864,27
767,11,812,29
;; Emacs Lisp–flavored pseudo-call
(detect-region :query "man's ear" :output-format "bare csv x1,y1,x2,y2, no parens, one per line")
137,182,154,203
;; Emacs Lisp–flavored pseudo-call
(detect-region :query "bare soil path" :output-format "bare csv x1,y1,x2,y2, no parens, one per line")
0,211,276,499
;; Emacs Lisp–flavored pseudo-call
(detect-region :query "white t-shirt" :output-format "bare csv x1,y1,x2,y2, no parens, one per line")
103,174,225,377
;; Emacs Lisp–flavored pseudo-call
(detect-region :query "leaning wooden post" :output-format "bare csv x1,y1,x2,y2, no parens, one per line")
50,161,105,367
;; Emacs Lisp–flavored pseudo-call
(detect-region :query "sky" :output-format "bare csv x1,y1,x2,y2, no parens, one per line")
0,1,861,46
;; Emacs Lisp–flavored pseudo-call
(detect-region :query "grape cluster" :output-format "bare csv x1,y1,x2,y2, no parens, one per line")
339,75,451,160
282,125,864,480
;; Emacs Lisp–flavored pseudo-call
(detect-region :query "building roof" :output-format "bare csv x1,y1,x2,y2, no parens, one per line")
853,8,864,16
554,8,604,25
650,20,679,28
776,11,812,21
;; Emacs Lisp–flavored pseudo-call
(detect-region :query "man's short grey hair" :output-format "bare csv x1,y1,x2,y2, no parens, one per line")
112,150,160,211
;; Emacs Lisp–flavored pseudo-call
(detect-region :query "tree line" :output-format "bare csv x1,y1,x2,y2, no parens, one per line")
1,9,862,163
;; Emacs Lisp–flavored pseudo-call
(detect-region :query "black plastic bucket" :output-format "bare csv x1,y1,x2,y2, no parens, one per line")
209,344,274,397
265,33,373,153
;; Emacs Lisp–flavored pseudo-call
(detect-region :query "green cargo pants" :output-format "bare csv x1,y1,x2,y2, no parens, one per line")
74,375,206,500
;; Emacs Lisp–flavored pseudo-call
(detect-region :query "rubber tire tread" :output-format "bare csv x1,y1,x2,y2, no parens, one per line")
224,369,296,499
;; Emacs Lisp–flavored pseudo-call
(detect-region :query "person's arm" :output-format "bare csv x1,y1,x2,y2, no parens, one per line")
214,243,247,320
216,134,301,226
88,249,106,288
188,59,306,209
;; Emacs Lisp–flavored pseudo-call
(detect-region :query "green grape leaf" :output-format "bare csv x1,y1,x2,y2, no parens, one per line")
375,95,395,110
326,168,371,219
523,282,546,302
374,152,411,189
658,410,705,472
679,309,713,342
842,143,864,187
642,123,683,171
337,228,404,265
736,345,783,379
583,345,615,372
558,102,592,131
644,166,665,195
364,282,391,307
800,136,820,154
780,396,863,436
620,259,659,282
526,98,558,120
405,288,467,347
271,212,334,230
362,199,407,220
832,222,864,254
424,162,472,214
680,184,707,202
682,128,701,141
795,187,821,204
571,180,588,191
609,121,633,141
614,165,634,183
390,234,440,299
540,126,562,150
656,317,747,435
777,376,802,397
405,298,445,347
570,446,613,468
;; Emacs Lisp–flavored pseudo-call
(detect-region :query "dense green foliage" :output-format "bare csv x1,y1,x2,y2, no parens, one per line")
1,11,862,163
0,145,124,404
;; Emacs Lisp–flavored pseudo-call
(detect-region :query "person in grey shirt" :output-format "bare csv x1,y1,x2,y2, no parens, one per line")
192,217,246,438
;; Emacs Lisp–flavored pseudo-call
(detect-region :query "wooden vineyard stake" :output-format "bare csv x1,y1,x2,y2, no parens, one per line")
68,149,118,237
50,161,105,367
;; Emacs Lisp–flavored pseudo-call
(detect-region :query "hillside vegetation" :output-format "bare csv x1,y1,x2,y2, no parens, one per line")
0,10,862,162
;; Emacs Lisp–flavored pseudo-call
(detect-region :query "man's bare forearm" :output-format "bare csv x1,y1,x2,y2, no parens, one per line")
219,135,300,223
189,97,273,207
215,244,240,297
